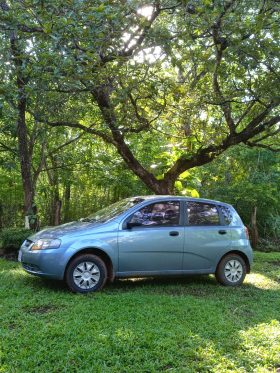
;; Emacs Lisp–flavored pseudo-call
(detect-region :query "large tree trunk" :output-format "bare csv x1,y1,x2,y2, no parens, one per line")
93,88,176,195
0,202,3,229
46,156,62,226
49,188,62,226
11,34,37,229
251,206,259,249
64,181,71,222
17,89,35,224
52,175,61,226
54,198,62,226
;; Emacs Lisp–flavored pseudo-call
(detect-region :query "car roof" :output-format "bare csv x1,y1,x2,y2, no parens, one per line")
129,195,232,207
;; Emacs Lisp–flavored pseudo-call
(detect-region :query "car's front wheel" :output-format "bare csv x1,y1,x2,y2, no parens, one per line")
215,254,246,286
65,254,107,293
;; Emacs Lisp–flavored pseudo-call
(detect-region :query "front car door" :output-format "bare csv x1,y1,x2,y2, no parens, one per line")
183,201,232,271
117,200,184,275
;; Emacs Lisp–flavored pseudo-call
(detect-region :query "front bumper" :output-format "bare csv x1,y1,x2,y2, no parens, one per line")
19,242,66,280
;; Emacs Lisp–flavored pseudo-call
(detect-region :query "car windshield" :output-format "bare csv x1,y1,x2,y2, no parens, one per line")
80,197,145,223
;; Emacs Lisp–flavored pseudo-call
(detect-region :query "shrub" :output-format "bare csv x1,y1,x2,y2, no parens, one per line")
265,214,280,239
0,228,33,253
257,238,280,252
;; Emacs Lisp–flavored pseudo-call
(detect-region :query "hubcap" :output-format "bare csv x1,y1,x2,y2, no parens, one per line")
224,259,243,283
73,261,100,290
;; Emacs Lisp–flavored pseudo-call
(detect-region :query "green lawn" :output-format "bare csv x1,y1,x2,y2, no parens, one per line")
0,252,279,373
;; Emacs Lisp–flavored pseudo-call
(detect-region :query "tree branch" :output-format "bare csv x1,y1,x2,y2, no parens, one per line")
0,140,17,155
48,132,86,156
235,101,257,128
212,20,235,134
125,91,151,133
31,113,114,144
163,111,280,183
245,141,280,152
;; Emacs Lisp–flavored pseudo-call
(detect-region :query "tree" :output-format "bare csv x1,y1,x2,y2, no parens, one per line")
197,145,280,243
0,1,47,227
1,0,279,195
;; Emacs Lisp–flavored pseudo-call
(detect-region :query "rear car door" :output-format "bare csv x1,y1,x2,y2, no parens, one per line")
118,200,184,273
183,201,232,271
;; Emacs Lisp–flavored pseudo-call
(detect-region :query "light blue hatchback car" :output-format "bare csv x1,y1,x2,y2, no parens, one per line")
19,196,253,293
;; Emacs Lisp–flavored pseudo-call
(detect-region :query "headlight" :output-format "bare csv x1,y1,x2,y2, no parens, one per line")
30,238,61,251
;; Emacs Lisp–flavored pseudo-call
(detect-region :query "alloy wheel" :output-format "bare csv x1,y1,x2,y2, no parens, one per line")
224,259,243,283
73,261,101,290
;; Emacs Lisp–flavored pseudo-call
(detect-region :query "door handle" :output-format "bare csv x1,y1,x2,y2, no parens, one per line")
218,230,227,235
169,231,179,236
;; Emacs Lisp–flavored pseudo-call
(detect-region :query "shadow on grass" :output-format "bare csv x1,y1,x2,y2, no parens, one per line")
21,269,279,302
21,273,218,296
29,277,69,292
2,253,279,301
107,274,217,293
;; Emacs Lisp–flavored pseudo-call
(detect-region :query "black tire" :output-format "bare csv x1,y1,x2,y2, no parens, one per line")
215,254,247,286
65,254,107,293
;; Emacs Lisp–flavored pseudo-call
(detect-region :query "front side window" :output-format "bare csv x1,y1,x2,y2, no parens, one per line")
130,201,180,227
187,202,220,226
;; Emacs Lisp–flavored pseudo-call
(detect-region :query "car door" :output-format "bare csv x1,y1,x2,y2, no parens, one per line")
183,201,232,271
118,200,184,273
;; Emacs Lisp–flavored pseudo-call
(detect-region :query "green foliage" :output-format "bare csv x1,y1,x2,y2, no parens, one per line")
265,214,280,239
198,146,280,238
0,0,279,239
0,252,279,371
0,228,33,252
257,238,280,253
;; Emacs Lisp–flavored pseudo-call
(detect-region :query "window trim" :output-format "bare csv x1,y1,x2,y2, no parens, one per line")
122,200,184,229
185,201,222,227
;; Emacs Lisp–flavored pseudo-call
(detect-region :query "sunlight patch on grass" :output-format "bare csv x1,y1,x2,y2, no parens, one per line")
239,320,280,371
0,267,31,286
195,338,243,373
193,321,280,372
7,268,28,277
246,273,280,290
115,327,134,341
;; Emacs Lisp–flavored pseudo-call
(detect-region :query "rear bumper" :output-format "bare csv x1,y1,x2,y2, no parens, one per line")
245,244,254,270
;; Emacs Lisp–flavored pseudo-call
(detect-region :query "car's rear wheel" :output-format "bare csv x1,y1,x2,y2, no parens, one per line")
215,254,246,286
66,254,107,293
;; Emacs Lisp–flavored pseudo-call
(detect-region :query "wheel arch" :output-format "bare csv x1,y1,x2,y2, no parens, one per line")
217,250,251,273
64,247,115,282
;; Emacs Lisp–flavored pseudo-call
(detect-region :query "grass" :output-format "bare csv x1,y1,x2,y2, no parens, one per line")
0,252,279,373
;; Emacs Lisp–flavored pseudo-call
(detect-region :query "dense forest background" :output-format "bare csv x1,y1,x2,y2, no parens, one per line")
0,0,279,249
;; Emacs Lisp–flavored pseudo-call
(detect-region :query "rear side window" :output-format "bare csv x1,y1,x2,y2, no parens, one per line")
219,206,233,225
219,205,240,226
187,202,220,226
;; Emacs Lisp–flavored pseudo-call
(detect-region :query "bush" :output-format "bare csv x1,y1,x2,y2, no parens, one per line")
265,214,280,239
257,238,280,252
0,228,33,253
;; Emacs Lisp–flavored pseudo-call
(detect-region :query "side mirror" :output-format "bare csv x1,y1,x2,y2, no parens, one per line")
127,221,142,229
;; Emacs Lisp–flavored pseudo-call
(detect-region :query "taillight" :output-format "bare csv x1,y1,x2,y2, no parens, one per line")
245,226,249,239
